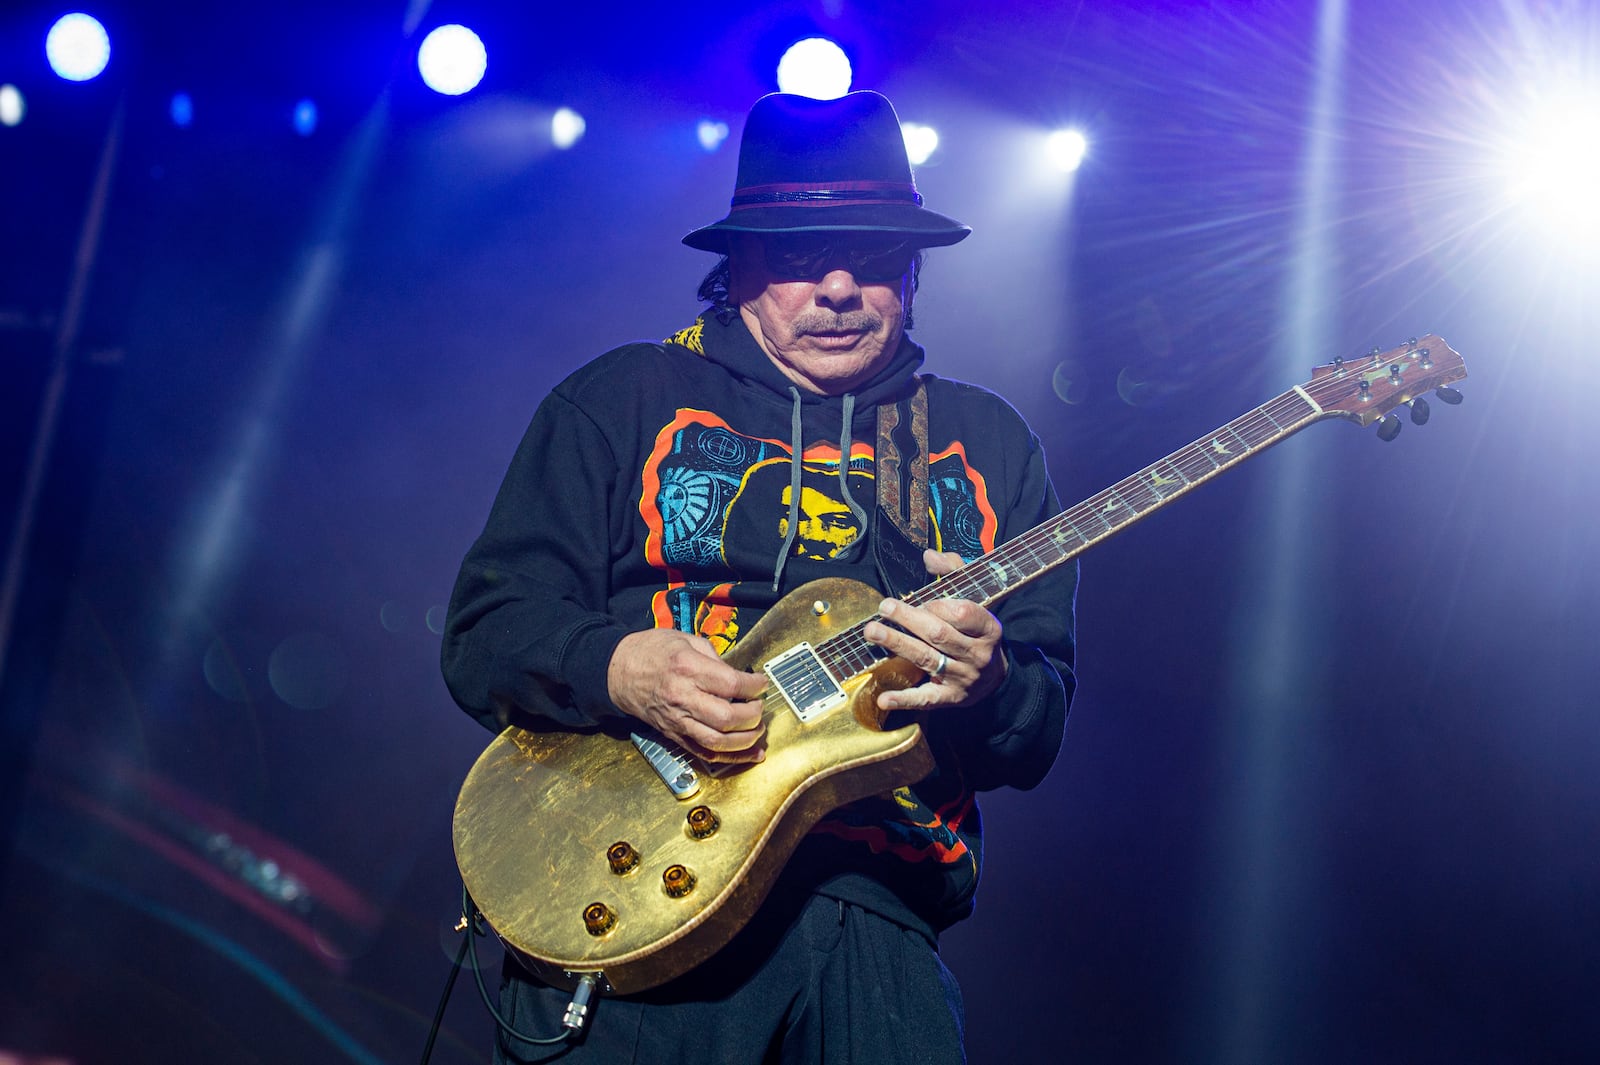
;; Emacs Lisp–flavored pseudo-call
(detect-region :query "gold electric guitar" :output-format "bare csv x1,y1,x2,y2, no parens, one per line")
454,335,1467,995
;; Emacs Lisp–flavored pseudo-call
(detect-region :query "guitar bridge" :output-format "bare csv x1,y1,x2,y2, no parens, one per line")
630,732,701,799
763,642,846,723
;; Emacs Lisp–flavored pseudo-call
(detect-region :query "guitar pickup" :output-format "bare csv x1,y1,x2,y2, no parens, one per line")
763,642,846,723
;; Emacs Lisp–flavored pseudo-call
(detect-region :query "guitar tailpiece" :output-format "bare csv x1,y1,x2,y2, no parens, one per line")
562,974,601,1034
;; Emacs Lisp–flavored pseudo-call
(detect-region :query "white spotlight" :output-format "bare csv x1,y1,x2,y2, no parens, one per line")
1045,129,1088,173
902,122,939,165
0,84,25,127
417,24,487,96
697,118,730,152
1501,89,1600,238
775,38,852,100
45,12,111,82
551,107,586,149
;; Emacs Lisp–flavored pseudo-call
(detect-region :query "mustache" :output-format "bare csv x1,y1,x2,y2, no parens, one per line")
791,310,884,337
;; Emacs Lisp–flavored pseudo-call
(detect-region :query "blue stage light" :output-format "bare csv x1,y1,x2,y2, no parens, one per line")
697,118,730,152
170,92,193,127
293,99,318,136
902,122,939,165
45,12,111,82
775,38,852,99
551,107,586,149
0,84,24,127
418,24,487,96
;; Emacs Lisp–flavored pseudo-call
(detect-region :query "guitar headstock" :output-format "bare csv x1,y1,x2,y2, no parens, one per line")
1308,335,1468,438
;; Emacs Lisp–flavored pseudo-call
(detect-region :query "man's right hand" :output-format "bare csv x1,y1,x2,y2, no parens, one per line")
607,629,768,764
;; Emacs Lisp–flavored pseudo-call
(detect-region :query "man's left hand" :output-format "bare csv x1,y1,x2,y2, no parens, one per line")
865,548,1008,710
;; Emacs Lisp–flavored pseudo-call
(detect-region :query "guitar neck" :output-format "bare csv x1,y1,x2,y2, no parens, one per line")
810,332,1465,681
811,385,1334,680
906,383,1332,612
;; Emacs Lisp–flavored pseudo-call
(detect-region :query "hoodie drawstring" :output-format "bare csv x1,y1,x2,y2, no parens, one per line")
772,388,869,592
773,387,805,591
836,391,869,543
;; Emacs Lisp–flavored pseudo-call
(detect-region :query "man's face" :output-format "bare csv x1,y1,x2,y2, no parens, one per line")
730,233,915,396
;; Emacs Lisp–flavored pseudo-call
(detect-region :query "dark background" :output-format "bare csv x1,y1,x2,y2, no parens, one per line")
3,1,1596,1062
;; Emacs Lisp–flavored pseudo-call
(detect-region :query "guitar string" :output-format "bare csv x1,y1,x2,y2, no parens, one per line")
776,390,1449,733
668,348,1453,765
803,343,1457,682
816,391,1315,672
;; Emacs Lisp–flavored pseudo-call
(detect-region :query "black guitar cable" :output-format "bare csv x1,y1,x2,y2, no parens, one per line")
417,887,599,1065
418,919,472,1065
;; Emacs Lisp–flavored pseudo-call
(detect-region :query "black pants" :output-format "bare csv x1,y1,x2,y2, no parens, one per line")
494,893,966,1064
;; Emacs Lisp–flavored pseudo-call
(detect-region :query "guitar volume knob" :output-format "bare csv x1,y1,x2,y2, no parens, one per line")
686,805,720,839
607,841,640,875
583,902,617,937
662,864,697,898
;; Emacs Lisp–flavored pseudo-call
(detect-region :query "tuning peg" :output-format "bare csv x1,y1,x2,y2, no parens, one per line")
1376,413,1403,441
1409,397,1431,425
1435,386,1463,405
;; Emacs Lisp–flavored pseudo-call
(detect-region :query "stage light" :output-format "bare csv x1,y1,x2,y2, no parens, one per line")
551,107,585,149
45,12,111,82
902,122,939,165
775,37,852,99
170,92,193,127
1045,129,1088,172
1500,88,1600,240
697,118,730,152
0,84,24,127
293,99,318,136
417,24,487,96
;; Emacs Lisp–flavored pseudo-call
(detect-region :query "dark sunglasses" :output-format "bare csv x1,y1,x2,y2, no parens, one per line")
762,237,916,283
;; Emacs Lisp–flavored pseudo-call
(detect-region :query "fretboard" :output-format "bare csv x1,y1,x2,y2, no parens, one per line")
814,383,1330,680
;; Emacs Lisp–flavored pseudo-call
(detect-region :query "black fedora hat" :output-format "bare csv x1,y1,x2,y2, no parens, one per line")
682,91,970,253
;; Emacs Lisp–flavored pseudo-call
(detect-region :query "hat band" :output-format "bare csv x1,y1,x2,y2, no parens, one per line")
730,180,923,211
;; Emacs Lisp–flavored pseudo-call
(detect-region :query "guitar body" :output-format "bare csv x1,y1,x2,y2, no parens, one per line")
452,577,933,995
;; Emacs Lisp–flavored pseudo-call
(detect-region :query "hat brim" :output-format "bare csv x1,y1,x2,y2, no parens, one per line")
682,203,971,253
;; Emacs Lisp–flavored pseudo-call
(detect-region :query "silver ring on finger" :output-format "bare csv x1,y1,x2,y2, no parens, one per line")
931,652,948,679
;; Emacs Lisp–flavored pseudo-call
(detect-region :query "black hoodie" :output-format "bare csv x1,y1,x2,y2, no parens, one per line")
443,311,1077,940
